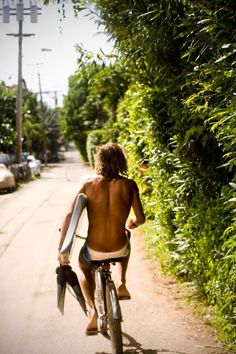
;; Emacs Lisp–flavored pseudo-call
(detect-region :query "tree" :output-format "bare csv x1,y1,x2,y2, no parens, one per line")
22,89,42,155
60,54,130,160
0,80,61,162
0,81,16,154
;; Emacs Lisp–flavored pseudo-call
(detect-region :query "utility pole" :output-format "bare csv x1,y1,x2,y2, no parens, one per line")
37,90,60,109
37,65,48,166
30,59,58,166
1,1,41,163
16,1,24,164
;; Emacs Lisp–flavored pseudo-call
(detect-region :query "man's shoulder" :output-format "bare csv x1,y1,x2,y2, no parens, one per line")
82,174,101,184
121,176,136,183
120,177,138,190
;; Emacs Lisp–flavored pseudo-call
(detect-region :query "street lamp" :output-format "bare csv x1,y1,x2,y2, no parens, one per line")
41,48,52,52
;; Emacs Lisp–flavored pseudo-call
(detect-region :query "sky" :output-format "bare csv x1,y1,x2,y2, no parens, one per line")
0,0,114,107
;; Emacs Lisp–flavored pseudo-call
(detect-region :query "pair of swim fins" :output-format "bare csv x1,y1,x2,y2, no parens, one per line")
56,265,87,316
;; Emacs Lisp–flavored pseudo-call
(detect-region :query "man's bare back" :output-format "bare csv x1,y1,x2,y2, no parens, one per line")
78,175,144,252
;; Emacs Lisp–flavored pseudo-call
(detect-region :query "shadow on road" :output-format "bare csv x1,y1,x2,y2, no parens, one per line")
94,331,188,354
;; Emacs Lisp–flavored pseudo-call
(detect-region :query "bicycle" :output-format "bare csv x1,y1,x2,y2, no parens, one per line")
75,233,127,354
92,257,124,354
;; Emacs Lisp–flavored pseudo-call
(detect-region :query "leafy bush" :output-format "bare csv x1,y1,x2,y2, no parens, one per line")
86,129,107,167
117,79,235,348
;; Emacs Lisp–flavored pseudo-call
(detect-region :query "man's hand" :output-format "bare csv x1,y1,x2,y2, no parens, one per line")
126,217,138,229
58,252,70,266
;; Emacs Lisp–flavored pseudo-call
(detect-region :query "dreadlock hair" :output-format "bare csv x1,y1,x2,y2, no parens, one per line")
95,143,128,180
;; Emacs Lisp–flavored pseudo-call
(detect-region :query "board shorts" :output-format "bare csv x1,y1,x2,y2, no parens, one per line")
79,229,131,271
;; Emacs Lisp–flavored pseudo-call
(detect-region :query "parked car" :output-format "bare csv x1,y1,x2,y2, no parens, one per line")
27,155,41,177
10,154,31,181
0,154,20,183
0,164,16,192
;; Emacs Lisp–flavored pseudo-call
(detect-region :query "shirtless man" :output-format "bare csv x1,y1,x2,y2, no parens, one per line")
58,143,145,335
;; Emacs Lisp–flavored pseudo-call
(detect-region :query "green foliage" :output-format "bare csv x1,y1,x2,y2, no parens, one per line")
22,89,42,155
60,65,96,160
0,81,61,160
0,82,16,153
64,0,236,348
60,53,130,160
118,82,235,347
86,129,107,167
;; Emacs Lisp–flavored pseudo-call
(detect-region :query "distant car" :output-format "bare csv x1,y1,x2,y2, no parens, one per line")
9,153,31,182
27,155,41,177
0,154,11,166
0,164,16,192
0,154,20,183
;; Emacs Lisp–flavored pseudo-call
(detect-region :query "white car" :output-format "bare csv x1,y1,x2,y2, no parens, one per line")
27,155,41,177
0,164,16,192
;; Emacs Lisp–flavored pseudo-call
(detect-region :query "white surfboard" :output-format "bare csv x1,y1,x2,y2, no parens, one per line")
60,193,88,254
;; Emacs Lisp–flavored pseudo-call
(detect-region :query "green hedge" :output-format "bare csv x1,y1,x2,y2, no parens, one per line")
117,83,236,349
86,129,107,167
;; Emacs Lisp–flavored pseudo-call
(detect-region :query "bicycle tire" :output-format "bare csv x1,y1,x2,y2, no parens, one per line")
105,280,123,354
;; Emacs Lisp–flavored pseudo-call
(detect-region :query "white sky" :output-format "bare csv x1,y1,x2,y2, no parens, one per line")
0,0,114,107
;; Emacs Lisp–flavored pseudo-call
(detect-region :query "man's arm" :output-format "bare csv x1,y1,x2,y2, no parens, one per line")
126,180,145,229
57,195,78,265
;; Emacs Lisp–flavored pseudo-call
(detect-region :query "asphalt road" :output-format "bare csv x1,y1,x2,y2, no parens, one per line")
0,147,229,354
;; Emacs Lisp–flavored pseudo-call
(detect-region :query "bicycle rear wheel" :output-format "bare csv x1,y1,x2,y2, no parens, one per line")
105,280,123,354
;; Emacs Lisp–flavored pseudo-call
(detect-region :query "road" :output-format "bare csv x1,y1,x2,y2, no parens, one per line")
0,147,229,354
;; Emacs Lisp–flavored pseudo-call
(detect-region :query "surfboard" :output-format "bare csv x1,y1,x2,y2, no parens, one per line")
60,193,88,255
57,193,88,315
